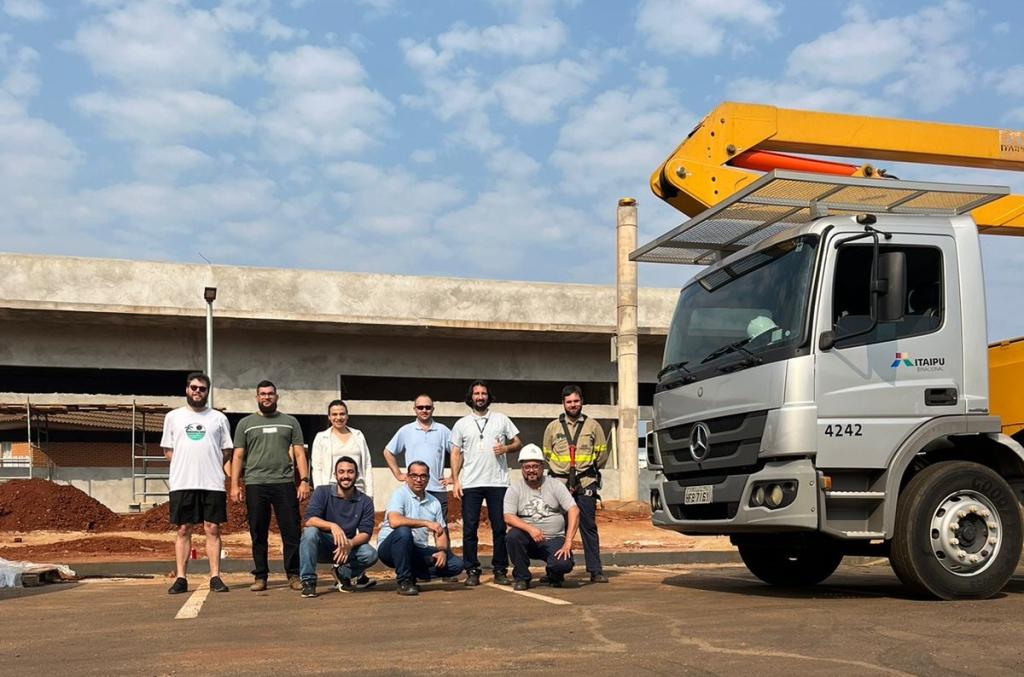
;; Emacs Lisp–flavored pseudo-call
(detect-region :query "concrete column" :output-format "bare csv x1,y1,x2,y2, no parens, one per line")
616,198,639,501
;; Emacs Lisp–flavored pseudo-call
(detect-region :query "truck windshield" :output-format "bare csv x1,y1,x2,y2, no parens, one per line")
662,235,819,380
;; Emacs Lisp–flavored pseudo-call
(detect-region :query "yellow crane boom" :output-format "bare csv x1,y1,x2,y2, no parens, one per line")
651,101,1024,235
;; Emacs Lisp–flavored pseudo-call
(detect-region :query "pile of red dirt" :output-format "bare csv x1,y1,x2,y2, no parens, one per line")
0,536,173,560
0,479,121,532
121,484,311,534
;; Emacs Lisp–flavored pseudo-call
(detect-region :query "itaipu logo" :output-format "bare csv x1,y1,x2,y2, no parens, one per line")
185,423,207,441
891,352,945,372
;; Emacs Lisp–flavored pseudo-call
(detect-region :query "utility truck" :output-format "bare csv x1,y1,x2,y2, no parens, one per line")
634,102,1024,599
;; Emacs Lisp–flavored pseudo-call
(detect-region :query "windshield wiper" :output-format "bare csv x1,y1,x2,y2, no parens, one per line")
657,360,695,382
699,337,763,366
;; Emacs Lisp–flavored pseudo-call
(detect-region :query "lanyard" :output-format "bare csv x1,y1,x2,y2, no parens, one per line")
559,414,586,468
474,416,489,440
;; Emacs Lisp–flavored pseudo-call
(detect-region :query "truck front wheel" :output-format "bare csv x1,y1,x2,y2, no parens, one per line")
889,461,1022,600
737,541,843,587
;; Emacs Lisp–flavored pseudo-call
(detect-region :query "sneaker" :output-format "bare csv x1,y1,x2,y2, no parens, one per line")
396,580,420,596
288,575,303,591
209,576,229,593
513,579,529,591
590,572,610,584
249,578,267,592
538,574,551,585
354,573,377,590
464,570,481,587
334,573,354,593
492,571,512,586
301,580,317,598
545,573,564,588
168,577,188,595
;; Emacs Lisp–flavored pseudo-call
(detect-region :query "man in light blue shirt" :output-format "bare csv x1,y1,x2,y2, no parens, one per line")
382,394,452,519
377,461,464,596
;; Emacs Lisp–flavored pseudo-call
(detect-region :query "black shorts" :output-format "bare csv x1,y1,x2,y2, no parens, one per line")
169,490,227,526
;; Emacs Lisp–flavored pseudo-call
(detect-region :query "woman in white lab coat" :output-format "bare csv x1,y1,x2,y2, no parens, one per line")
310,399,373,497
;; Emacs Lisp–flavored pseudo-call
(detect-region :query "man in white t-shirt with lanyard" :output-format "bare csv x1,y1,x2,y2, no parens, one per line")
161,372,235,595
451,380,522,587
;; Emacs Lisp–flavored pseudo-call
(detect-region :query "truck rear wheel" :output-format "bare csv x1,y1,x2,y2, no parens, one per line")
737,541,843,586
889,461,1022,600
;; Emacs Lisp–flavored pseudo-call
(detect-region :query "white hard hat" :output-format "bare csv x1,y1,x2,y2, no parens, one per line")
518,444,545,463
746,315,778,339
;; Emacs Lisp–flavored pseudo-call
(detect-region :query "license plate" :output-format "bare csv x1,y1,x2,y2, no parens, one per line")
684,484,713,505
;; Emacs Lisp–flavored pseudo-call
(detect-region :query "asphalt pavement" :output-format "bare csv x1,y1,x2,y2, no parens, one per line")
3,560,1024,675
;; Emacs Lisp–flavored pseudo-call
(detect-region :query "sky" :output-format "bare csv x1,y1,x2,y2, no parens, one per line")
2,0,1024,339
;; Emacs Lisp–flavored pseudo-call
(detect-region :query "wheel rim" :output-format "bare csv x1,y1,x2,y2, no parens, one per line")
929,489,1002,576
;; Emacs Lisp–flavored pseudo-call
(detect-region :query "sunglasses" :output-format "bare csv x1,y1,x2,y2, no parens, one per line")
189,385,209,393
415,405,434,411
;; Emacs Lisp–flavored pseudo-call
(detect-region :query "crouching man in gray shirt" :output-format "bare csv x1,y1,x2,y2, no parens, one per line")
503,444,579,590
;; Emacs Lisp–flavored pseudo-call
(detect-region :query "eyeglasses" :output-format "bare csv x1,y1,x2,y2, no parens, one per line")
415,406,434,411
189,385,209,392
408,473,429,480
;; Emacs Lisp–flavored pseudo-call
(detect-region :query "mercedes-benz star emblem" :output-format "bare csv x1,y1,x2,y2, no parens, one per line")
689,422,711,462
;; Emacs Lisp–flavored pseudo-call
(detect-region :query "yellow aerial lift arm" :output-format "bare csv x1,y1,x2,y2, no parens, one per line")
651,101,1024,235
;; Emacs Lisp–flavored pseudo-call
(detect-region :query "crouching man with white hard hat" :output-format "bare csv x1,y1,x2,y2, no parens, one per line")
503,444,580,590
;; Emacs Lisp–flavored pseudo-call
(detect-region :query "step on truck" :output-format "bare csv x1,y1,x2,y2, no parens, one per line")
633,102,1024,599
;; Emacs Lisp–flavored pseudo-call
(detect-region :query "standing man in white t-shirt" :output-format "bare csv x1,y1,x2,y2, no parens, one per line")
451,380,522,587
161,372,234,595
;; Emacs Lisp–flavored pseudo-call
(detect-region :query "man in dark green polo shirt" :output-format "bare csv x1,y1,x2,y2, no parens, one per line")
230,380,311,592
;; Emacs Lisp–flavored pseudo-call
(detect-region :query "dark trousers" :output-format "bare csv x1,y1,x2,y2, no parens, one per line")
461,486,508,573
378,527,464,583
428,490,450,540
506,527,574,582
245,482,301,579
576,491,603,574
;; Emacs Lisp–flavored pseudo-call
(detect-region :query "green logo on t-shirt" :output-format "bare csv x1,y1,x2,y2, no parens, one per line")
185,423,207,441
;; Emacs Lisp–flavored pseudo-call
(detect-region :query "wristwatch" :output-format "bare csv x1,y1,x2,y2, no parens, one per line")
301,477,312,484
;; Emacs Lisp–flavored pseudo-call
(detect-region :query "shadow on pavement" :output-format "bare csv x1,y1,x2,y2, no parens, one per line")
0,581,79,601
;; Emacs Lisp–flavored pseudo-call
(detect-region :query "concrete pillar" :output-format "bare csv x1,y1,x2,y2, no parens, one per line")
616,198,639,501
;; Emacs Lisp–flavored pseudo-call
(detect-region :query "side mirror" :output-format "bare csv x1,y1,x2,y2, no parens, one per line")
818,330,835,352
876,251,906,323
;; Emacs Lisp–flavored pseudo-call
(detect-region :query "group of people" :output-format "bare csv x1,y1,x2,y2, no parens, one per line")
160,373,609,597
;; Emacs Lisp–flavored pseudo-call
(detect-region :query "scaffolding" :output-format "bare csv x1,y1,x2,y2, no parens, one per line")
0,402,169,507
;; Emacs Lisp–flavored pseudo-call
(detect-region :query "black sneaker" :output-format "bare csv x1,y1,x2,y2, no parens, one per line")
301,580,318,598
545,573,564,588
492,571,511,586
397,580,419,596
464,570,481,587
354,573,377,590
209,576,229,593
168,577,188,595
513,579,529,591
590,572,609,584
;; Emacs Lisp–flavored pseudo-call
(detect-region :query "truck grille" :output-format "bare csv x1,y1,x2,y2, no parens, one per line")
658,410,768,479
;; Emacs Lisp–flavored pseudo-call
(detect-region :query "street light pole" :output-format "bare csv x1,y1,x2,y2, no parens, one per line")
204,286,217,408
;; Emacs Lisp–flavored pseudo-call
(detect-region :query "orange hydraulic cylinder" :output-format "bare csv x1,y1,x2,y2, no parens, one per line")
731,150,859,176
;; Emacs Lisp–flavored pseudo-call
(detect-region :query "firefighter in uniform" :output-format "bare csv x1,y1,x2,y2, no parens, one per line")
542,384,609,583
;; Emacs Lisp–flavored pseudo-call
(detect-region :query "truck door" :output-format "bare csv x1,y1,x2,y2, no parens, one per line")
814,231,963,469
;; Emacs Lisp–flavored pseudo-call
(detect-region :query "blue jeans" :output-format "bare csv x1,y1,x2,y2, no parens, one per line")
461,486,508,573
378,526,464,583
299,526,379,584
506,527,574,582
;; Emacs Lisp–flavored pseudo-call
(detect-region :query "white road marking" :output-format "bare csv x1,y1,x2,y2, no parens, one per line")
174,586,210,619
486,582,572,605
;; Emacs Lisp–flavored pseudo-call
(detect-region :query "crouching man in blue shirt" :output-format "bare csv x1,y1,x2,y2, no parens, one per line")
299,456,379,598
377,461,464,596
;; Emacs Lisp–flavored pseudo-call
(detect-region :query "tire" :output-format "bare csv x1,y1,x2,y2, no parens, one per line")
738,540,843,586
889,461,1022,600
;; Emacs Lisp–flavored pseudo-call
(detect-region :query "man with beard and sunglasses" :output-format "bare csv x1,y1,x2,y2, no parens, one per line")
162,372,234,595
230,380,311,592
450,380,522,587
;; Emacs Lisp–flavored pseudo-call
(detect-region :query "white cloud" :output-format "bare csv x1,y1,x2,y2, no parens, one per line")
260,45,393,160
68,0,260,88
0,36,39,99
436,18,567,60
133,144,217,179
992,65,1024,99
552,67,695,198
75,88,253,141
636,0,781,57
728,78,896,116
260,16,307,41
494,59,600,124
3,0,48,21
781,1,974,112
